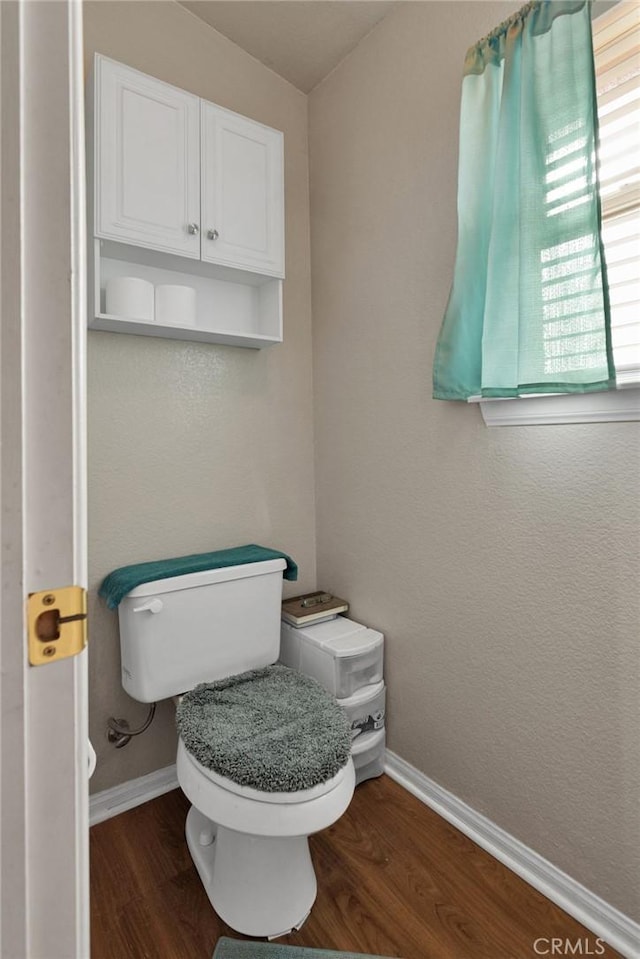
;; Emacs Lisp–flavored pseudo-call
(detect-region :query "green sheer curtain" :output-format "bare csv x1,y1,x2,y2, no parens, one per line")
433,0,615,401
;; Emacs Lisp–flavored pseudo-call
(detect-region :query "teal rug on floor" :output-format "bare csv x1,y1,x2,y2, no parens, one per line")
213,939,399,959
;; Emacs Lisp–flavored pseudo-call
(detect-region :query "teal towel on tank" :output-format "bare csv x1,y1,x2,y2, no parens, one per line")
213,940,400,959
99,544,297,609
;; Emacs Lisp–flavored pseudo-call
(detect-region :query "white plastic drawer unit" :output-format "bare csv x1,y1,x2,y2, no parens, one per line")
279,616,384,700
352,728,385,786
337,680,386,741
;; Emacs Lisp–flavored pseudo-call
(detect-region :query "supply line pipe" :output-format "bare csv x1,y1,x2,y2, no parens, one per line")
107,703,156,748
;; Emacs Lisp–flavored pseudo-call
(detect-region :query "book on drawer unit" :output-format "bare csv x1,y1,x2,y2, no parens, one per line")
281,591,348,627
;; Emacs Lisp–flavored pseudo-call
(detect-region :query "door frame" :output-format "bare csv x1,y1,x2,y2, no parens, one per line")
0,2,89,957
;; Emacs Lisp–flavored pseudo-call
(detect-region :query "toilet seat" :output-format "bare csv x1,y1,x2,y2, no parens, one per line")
180,739,350,803
177,739,356,837
176,664,352,794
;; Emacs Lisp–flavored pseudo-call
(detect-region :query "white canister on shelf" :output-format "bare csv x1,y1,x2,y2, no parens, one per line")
155,284,197,327
105,276,154,322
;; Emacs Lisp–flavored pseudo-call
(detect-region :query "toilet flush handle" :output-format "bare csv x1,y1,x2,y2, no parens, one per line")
132,599,163,614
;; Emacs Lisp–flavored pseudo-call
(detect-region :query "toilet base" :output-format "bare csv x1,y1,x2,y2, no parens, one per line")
185,805,316,938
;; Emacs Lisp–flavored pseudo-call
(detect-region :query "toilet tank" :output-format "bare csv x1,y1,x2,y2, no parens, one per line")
117,558,286,702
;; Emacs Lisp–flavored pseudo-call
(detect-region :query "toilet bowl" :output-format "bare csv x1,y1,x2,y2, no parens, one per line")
177,740,356,938
174,663,355,937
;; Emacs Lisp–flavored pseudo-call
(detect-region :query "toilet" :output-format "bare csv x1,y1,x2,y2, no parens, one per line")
116,557,356,939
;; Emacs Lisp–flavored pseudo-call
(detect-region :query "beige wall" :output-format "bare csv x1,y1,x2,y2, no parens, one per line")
84,1,316,793
309,1,640,921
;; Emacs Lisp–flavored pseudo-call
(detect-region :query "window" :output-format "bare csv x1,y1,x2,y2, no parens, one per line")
480,1,640,425
594,1,640,387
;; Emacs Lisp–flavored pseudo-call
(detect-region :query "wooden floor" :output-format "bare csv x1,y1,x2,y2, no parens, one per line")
90,775,621,959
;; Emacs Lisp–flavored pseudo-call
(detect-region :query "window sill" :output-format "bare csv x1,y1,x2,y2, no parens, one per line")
470,387,640,426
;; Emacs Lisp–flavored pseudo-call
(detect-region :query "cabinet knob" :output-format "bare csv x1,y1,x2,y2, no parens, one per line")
188,223,200,235
207,228,220,241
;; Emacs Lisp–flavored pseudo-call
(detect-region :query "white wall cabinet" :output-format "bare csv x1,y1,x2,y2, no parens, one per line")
95,57,201,259
201,102,284,277
89,55,285,348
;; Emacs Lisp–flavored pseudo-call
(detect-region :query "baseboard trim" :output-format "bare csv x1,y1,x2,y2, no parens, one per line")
90,763,178,827
384,751,639,958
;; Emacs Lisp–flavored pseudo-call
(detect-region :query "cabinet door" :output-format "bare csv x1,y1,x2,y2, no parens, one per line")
94,56,200,258
201,102,284,277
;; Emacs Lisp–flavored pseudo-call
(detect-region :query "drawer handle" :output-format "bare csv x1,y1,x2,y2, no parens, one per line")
207,228,219,241
188,223,200,236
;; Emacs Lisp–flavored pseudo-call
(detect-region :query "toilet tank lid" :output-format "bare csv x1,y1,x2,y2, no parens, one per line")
122,558,287,600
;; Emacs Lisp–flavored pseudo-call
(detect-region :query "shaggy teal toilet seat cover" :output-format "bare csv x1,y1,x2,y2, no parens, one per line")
176,665,352,793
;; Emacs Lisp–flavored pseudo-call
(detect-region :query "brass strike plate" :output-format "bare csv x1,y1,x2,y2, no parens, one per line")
28,586,87,666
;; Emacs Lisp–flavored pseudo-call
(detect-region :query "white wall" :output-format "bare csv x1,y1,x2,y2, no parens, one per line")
309,1,640,921
84,1,316,793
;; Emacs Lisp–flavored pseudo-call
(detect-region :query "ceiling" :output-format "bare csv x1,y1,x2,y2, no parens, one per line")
179,1,400,93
